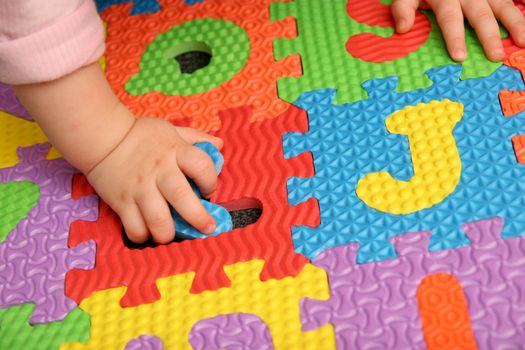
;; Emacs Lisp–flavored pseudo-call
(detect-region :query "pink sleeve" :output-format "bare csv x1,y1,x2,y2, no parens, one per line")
0,0,105,85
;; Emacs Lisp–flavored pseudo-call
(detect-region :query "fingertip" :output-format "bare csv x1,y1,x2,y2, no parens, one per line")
396,19,410,33
151,226,176,244
488,47,505,62
202,220,216,235
452,48,467,62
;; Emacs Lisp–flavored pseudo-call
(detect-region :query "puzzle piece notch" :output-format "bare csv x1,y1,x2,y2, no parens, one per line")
301,217,525,349
96,0,160,15
512,135,525,163
125,335,164,350
283,63,525,262
0,82,32,120
189,313,274,349
0,181,39,242
102,0,300,131
500,49,525,116
0,144,98,324
67,105,316,309
62,260,334,349
0,304,90,350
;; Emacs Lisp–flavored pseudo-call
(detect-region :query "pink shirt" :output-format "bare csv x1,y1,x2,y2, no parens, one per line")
0,0,105,84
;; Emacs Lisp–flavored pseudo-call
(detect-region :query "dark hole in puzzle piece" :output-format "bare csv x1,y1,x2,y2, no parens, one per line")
122,207,262,250
174,51,212,74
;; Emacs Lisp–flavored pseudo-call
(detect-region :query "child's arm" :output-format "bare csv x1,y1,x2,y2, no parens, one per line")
13,62,221,244
392,0,525,62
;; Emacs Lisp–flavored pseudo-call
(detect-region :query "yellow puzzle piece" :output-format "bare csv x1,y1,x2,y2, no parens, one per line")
61,260,335,350
0,111,61,168
357,100,463,214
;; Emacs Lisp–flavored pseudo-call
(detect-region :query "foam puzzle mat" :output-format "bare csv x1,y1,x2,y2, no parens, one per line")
2,0,525,348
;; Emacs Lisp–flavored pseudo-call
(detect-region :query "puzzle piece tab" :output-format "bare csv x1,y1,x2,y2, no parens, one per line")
0,305,89,350
0,82,31,120
284,64,525,262
96,0,160,15
0,144,97,324
300,217,525,349
0,181,39,242
62,260,334,349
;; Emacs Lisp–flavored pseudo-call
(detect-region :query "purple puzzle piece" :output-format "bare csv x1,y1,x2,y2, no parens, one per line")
125,335,164,350
0,82,32,120
301,217,525,349
0,144,98,324
189,313,274,350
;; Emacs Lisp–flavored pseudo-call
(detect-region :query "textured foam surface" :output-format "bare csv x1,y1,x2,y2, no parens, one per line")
67,106,315,308
125,335,164,350
512,135,525,164
271,0,507,104
0,111,60,168
300,217,525,349
0,144,98,324
96,0,160,14
0,181,39,242
189,313,274,349
500,49,525,116
0,82,32,120
284,64,525,262
170,142,232,239
62,260,334,349
101,0,299,130
0,305,90,350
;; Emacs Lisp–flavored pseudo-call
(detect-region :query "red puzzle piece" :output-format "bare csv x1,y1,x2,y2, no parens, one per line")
66,105,318,307
345,0,430,63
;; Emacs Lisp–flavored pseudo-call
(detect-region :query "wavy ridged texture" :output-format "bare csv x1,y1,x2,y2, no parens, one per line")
0,144,97,324
301,217,525,349
189,313,274,349
67,105,317,308
62,260,334,349
101,0,300,131
0,82,31,120
125,335,164,350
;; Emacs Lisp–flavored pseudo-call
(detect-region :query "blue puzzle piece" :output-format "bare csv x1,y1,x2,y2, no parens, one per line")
283,64,525,263
184,0,204,4
96,0,160,15
171,142,232,239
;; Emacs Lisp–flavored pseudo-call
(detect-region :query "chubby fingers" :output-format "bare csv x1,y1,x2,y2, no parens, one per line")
489,0,525,47
392,0,422,33
426,0,467,61
177,127,223,150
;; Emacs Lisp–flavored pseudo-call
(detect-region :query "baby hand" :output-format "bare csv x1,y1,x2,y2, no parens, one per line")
86,116,223,244
392,0,525,61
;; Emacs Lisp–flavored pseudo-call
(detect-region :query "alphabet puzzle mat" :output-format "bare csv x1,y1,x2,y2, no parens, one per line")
2,0,525,348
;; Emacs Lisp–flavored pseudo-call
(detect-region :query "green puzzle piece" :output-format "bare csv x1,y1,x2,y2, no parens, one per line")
126,18,250,96
0,305,90,349
0,181,39,242
270,0,502,104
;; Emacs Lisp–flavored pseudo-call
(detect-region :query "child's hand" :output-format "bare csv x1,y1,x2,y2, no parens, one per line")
86,115,223,244
392,0,525,62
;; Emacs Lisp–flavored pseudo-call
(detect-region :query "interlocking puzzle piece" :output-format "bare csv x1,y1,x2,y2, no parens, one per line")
0,181,39,242
0,305,90,350
417,273,477,350
96,0,160,15
271,0,508,104
0,144,98,324
283,64,525,262
184,0,204,4
101,0,299,131
300,217,525,349
171,142,232,239
67,105,316,308
125,335,164,350
62,260,334,349
189,313,274,349
500,49,525,116
0,82,31,120
0,111,60,168
512,135,525,164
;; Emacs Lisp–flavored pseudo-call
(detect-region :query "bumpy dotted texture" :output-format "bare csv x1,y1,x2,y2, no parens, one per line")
0,111,60,168
283,64,525,262
0,181,39,242
0,144,98,324
271,0,506,105
171,142,232,239
0,305,90,350
512,135,525,164
96,0,160,15
125,335,164,350
356,100,463,215
417,273,477,350
0,82,32,120
300,217,525,349
62,260,334,349
66,106,315,308
189,313,274,349
127,19,250,96
101,0,299,131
